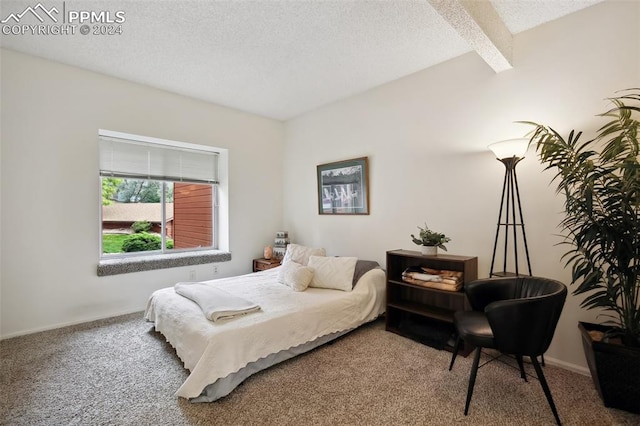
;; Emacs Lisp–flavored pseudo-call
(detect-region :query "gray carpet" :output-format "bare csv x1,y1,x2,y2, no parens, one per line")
1,313,638,425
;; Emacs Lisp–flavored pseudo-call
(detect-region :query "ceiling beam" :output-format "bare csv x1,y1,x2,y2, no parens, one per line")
428,0,513,72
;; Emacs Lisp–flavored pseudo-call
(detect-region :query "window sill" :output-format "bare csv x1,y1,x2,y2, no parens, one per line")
97,250,231,277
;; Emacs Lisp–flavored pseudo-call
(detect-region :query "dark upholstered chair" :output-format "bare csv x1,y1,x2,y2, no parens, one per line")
448,276,567,425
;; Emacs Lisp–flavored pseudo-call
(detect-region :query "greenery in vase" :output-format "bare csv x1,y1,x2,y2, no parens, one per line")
522,88,639,347
411,223,451,251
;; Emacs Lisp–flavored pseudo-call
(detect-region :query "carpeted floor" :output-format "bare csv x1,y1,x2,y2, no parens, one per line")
1,312,639,425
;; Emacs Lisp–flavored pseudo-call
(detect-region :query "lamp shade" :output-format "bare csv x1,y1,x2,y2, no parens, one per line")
488,138,529,160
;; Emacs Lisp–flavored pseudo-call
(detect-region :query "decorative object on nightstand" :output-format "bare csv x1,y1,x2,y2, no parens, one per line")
410,223,451,256
253,257,281,272
263,245,273,260
273,231,290,259
487,138,532,277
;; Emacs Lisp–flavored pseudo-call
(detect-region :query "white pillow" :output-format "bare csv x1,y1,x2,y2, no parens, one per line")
282,244,326,266
307,256,358,292
277,261,314,292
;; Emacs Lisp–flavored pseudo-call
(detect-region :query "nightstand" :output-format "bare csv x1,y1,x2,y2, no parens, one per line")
253,258,281,272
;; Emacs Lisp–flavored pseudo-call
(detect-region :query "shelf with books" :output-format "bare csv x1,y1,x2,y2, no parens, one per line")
385,249,478,354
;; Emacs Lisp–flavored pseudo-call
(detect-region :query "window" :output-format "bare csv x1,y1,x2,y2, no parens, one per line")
99,131,219,258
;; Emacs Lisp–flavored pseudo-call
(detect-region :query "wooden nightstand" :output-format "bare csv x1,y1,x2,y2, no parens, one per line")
253,258,281,272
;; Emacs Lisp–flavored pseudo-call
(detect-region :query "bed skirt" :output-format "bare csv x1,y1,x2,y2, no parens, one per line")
191,328,351,402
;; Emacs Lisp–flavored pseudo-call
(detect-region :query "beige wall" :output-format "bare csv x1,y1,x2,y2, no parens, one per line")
282,1,639,371
0,49,284,337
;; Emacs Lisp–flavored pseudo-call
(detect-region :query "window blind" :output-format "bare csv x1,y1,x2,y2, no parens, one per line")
99,135,219,184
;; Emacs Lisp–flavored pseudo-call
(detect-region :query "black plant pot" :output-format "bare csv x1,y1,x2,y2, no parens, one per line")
579,322,640,414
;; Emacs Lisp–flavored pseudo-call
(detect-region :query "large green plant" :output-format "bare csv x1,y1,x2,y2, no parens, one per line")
523,89,640,346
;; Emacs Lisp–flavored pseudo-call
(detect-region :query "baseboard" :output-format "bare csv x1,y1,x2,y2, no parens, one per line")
0,308,144,340
542,355,591,376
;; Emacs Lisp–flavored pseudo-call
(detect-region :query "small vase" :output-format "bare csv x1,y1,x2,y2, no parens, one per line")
420,246,437,256
264,246,273,260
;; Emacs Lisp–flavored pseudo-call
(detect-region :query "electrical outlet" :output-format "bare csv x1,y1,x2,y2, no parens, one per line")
213,265,218,275
189,270,196,281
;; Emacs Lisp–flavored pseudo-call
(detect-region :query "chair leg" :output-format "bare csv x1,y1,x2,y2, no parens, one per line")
531,356,561,426
464,347,482,416
449,336,461,371
516,355,528,382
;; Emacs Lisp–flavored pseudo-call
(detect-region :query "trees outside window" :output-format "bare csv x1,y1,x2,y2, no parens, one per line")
101,179,213,255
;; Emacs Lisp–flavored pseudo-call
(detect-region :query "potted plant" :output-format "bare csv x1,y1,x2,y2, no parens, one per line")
411,223,451,255
523,88,639,414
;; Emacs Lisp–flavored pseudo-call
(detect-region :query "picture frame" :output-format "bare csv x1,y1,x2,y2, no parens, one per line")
317,157,369,215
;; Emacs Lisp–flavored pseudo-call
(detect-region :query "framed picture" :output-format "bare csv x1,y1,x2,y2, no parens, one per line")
317,157,369,215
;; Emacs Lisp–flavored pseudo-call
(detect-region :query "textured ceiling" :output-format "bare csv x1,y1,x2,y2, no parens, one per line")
0,0,603,120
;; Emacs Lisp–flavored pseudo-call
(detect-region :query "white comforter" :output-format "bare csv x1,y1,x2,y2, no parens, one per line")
144,266,386,399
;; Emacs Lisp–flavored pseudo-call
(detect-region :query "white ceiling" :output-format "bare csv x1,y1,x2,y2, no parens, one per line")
1,0,604,120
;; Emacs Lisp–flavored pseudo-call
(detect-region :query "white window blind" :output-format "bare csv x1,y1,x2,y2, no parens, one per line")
99,134,219,184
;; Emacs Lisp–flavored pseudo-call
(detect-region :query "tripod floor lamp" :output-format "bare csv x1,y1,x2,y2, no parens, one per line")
488,138,532,277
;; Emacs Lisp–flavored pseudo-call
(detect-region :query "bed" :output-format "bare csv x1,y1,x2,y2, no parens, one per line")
144,249,386,402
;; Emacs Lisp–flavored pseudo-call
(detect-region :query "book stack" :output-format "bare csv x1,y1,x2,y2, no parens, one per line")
273,231,290,259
